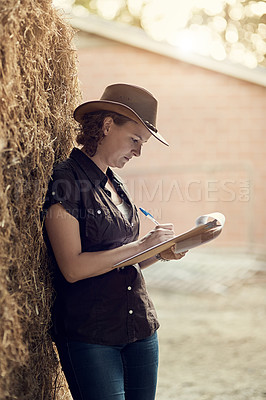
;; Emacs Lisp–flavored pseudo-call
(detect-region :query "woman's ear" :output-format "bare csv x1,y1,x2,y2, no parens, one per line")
103,117,113,135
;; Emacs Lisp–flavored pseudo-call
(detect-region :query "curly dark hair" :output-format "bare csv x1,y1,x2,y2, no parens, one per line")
76,111,133,156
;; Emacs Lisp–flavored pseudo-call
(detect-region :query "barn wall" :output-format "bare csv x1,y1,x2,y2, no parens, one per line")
76,38,266,253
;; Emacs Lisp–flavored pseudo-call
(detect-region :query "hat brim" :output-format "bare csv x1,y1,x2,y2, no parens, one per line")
73,100,169,146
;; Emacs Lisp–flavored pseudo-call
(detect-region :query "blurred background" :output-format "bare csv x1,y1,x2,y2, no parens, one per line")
53,0,266,255
52,1,266,398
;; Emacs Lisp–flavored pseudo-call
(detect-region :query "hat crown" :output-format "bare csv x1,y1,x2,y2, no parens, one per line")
73,83,168,145
100,83,157,127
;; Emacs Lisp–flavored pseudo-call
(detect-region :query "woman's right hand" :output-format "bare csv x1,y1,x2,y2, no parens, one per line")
138,224,175,251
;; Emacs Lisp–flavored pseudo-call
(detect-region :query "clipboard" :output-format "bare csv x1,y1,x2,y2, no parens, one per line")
113,212,225,269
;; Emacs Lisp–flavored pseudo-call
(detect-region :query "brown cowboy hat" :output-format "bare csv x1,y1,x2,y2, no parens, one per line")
73,83,169,146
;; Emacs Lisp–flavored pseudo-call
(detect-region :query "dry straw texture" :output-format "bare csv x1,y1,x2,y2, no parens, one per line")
0,0,81,398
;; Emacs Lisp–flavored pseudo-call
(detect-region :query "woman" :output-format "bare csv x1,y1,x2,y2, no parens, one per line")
43,83,186,400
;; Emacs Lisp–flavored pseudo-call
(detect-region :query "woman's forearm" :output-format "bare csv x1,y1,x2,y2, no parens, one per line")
69,241,144,282
75,248,159,282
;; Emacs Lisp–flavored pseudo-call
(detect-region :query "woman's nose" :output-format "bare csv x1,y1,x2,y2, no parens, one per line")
133,143,142,157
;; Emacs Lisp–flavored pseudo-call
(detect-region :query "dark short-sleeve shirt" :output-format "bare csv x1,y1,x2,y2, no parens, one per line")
43,148,159,345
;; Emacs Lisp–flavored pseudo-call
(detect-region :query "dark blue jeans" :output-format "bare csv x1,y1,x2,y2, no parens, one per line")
55,332,159,400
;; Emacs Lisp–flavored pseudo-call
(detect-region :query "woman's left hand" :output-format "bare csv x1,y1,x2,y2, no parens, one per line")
159,245,188,261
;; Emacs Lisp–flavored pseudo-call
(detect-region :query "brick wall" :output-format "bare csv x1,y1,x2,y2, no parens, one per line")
76,38,266,254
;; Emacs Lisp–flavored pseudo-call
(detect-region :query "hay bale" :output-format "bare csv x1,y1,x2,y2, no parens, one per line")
0,0,81,398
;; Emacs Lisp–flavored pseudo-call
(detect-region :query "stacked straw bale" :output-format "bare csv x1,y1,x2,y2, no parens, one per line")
0,0,81,398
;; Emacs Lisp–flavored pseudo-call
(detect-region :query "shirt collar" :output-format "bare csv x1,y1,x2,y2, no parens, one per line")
70,148,110,188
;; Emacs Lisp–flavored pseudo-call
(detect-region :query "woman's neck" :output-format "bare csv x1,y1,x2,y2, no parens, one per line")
81,147,108,174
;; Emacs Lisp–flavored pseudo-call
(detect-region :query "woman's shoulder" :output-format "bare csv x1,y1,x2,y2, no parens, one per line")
53,156,75,172
43,157,81,218
51,157,78,181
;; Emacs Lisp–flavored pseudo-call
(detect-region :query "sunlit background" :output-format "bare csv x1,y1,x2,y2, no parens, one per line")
54,0,266,69
49,2,266,398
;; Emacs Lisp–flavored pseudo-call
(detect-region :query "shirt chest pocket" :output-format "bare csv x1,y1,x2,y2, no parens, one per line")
85,205,123,247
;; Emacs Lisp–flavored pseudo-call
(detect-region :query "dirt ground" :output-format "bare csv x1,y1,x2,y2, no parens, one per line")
151,272,266,400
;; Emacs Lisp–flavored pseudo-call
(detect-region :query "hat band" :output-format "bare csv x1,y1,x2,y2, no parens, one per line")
145,120,158,133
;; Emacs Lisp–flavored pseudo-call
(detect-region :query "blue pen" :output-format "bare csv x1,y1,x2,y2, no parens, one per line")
139,207,159,225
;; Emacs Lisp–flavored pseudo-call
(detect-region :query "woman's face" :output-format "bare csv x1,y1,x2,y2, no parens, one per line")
98,117,152,169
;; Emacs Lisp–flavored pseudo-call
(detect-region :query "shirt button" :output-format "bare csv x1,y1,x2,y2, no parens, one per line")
97,209,101,214
131,222,134,227
127,286,132,291
52,191,55,196
129,310,133,315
